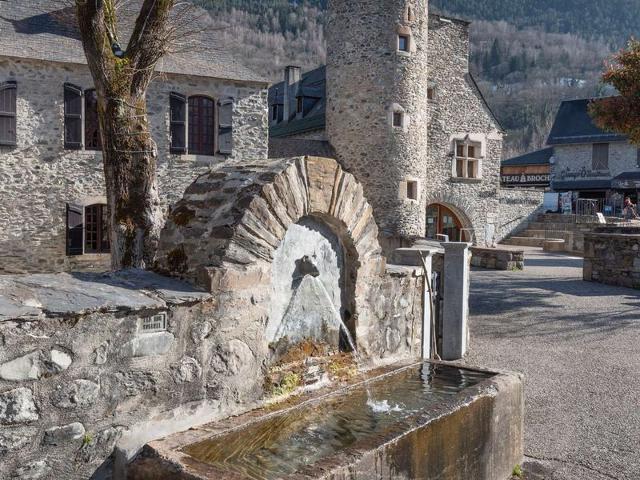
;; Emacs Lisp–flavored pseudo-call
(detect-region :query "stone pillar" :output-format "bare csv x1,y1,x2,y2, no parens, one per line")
441,242,471,360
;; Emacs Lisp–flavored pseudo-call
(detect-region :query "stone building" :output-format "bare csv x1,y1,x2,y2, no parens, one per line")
269,6,524,248
0,1,269,274
548,98,640,214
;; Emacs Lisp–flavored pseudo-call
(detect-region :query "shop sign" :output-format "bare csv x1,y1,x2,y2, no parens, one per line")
501,173,550,186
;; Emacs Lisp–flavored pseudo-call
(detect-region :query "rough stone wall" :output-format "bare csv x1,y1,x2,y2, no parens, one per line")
326,0,430,241
584,228,640,289
426,16,504,246
280,129,328,141
470,247,524,271
497,189,545,242
552,142,640,186
0,56,268,274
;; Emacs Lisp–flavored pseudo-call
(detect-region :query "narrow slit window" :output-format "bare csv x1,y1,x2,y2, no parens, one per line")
398,35,410,52
407,181,418,200
427,87,435,100
393,111,404,128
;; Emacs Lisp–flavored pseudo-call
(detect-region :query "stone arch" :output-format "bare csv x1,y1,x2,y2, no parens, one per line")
155,156,385,353
424,191,477,243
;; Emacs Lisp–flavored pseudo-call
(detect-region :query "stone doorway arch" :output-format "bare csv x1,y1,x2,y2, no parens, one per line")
426,203,472,242
423,192,476,243
155,156,385,358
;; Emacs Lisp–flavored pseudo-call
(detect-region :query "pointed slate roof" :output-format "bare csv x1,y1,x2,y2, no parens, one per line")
547,98,627,146
0,0,269,84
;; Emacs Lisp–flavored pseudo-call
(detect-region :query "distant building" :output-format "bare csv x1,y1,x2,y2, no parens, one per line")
268,12,524,248
0,1,270,274
548,98,640,213
501,148,552,189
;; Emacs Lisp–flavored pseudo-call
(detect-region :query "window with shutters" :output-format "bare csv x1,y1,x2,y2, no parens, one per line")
592,143,609,171
64,84,83,149
188,95,215,156
66,203,110,256
0,81,17,147
170,94,233,156
84,89,101,150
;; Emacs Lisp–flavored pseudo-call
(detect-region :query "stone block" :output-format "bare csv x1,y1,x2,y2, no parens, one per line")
0,388,38,425
306,156,340,214
120,332,175,358
0,427,37,455
43,422,86,446
0,348,72,382
51,379,100,409
13,460,51,479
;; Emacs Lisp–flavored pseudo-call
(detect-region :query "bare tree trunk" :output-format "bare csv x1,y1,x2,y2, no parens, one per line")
75,0,175,270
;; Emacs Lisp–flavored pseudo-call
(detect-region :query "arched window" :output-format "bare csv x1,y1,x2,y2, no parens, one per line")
84,89,101,150
188,95,215,156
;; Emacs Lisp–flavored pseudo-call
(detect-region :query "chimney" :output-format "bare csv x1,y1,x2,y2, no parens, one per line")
283,66,301,123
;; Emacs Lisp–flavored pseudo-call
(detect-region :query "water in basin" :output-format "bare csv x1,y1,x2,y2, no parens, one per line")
183,363,493,480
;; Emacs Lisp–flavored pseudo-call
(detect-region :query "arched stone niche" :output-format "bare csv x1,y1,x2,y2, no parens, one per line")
155,156,385,359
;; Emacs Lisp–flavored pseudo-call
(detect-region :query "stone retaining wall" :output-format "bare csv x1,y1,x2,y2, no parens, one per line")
497,189,545,242
584,227,640,289
0,267,424,479
470,247,524,271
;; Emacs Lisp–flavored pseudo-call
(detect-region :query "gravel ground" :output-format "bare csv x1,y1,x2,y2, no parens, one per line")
464,248,640,480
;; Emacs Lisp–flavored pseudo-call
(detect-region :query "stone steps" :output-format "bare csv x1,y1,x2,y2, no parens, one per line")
501,236,567,250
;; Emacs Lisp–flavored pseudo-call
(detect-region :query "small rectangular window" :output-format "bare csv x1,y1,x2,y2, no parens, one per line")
297,96,303,114
454,140,481,179
406,180,418,200
427,87,435,100
272,105,279,122
141,313,167,333
393,111,403,127
398,35,409,52
456,143,465,157
0,81,17,146
592,143,609,171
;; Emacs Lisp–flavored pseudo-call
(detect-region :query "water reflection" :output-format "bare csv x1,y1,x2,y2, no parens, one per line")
183,364,492,480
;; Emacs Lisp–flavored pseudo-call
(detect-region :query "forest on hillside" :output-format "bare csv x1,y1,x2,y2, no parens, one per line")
194,0,635,157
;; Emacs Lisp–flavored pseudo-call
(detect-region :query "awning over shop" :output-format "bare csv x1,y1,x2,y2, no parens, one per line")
552,179,612,191
611,172,640,190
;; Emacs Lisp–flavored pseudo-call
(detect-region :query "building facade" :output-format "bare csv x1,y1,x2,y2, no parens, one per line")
501,148,552,189
548,98,640,215
269,8,509,248
0,2,269,274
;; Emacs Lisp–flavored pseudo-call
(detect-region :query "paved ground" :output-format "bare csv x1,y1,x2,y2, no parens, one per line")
465,248,640,480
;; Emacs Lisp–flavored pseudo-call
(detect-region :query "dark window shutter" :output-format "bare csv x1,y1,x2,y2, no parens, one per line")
64,83,83,149
66,203,84,256
0,81,17,147
84,89,102,150
218,97,233,155
170,92,187,154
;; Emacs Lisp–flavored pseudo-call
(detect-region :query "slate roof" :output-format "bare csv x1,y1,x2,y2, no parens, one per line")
502,147,554,167
269,65,326,137
0,0,268,84
547,99,628,146
268,64,503,138
268,138,335,159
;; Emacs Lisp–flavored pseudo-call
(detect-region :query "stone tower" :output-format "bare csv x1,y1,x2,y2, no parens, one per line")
326,0,430,248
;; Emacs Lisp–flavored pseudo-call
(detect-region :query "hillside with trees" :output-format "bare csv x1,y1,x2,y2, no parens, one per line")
195,0,633,157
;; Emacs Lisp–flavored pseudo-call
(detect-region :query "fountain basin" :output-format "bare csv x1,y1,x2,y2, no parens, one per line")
128,362,523,480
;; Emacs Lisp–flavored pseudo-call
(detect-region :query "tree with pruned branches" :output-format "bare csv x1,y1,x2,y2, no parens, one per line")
74,0,196,270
